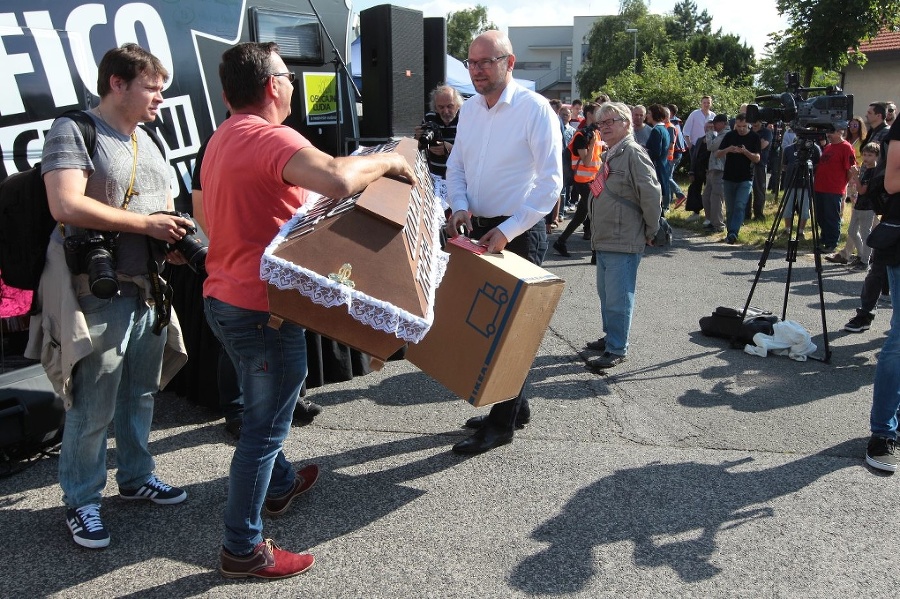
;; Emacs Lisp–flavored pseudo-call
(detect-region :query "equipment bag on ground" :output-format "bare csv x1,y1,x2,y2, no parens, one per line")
699,306,780,348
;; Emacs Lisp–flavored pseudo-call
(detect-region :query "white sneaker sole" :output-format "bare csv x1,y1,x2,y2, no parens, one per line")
865,454,898,472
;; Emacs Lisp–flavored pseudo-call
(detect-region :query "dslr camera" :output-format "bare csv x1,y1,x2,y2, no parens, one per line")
583,122,601,143
64,231,120,299
150,211,208,273
418,120,444,150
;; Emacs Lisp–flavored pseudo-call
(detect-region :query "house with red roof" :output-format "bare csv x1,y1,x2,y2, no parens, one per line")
842,29,900,113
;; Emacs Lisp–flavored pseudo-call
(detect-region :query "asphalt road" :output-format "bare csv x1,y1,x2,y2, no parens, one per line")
1,224,892,598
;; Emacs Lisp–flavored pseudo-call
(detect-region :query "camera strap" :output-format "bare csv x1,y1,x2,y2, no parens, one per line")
146,236,172,336
59,132,139,238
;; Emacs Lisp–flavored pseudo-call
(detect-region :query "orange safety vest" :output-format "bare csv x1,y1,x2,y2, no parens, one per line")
665,121,676,161
568,130,603,183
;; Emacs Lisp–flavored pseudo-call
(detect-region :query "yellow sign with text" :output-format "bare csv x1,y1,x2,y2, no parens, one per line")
303,73,339,125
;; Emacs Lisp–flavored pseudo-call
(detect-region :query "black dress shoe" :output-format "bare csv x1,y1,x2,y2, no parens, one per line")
452,426,514,455
585,338,606,351
464,413,530,430
591,351,627,369
293,399,322,424
224,419,242,440
552,239,570,257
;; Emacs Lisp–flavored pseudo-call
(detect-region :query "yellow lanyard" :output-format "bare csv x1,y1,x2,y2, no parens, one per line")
121,132,139,210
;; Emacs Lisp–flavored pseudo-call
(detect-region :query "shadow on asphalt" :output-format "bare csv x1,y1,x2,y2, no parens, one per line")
509,437,866,593
1,429,469,598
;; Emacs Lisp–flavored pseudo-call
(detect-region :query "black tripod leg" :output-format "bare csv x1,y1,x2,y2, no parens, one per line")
743,173,793,318
805,166,832,363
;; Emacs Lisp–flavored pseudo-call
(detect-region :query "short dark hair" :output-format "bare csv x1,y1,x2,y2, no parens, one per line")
97,43,168,97
734,113,748,123
648,103,666,122
862,142,881,156
219,42,279,109
583,101,600,116
869,102,887,119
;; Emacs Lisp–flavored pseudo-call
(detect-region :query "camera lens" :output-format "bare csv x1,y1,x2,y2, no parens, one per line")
175,235,207,273
85,247,119,299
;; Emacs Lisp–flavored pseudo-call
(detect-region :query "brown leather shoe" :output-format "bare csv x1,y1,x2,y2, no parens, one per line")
220,538,314,579
263,464,319,517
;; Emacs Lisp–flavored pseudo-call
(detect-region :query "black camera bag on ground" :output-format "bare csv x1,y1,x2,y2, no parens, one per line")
0,364,64,478
699,306,780,348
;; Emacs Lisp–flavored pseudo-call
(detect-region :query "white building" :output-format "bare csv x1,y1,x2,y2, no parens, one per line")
509,17,609,103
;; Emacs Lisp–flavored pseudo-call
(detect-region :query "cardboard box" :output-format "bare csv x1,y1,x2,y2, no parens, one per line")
407,240,564,406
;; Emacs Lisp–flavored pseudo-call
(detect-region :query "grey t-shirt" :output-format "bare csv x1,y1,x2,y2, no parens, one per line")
41,111,169,276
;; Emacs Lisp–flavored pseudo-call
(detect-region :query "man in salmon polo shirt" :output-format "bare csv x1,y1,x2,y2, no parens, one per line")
201,41,414,580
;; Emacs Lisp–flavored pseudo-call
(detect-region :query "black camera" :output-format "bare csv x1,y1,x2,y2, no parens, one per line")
64,231,119,299
418,120,443,150
150,211,207,273
746,71,853,137
583,122,601,143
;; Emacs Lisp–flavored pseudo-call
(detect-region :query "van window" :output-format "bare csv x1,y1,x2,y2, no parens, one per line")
249,8,324,65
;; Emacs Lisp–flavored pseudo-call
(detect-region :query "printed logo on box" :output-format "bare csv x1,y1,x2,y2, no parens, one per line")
466,283,509,338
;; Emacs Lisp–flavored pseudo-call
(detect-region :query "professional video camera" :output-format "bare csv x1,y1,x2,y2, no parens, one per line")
745,72,853,136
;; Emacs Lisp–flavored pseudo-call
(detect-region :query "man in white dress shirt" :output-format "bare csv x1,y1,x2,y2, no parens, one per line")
445,30,563,454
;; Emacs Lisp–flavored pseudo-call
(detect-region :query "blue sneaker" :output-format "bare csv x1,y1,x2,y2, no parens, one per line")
119,474,187,505
66,504,110,549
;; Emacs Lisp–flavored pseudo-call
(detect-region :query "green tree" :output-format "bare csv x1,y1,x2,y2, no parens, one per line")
603,53,755,119
681,33,755,86
578,0,756,97
666,0,711,41
446,5,497,61
772,0,900,86
577,0,668,95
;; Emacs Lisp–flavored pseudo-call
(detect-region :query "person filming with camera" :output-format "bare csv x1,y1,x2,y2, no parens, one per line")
415,84,462,210
36,43,193,550
553,101,602,257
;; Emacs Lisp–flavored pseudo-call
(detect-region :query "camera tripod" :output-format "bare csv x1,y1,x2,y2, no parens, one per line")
741,137,832,363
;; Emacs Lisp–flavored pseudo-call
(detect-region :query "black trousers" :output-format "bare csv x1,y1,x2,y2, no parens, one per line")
558,181,591,243
861,261,890,314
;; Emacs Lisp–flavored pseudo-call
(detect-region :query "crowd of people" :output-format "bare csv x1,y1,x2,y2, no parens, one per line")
25,29,900,581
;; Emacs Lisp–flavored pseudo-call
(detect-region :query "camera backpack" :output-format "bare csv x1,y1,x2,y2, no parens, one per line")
0,111,164,291
699,306,780,348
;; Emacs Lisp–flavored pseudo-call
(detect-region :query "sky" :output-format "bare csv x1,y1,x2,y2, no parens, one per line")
350,0,790,58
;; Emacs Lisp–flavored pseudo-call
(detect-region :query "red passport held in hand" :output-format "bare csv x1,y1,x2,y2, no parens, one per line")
449,235,488,255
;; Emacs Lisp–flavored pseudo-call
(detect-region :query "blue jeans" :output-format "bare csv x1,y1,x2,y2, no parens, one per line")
60,291,165,507
813,192,842,249
723,179,752,238
668,154,684,203
871,264,900,439
595,251,641,356
204,297,307,555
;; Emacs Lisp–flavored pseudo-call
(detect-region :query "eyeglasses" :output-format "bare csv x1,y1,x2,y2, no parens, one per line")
889,107,896,113
269,72,296,83
463,55,509,70
597,117,626,127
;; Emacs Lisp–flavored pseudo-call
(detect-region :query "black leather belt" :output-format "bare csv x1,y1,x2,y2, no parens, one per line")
470,215,509,229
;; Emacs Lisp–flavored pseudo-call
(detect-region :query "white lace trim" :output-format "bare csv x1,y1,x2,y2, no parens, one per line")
261,191,449,344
